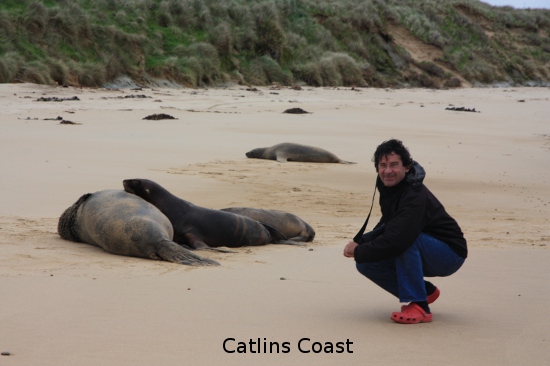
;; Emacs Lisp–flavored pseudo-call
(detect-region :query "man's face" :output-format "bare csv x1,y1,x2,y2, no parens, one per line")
378,153,410,187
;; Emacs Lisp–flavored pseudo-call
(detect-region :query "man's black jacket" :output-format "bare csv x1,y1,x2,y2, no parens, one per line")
354,162,467,263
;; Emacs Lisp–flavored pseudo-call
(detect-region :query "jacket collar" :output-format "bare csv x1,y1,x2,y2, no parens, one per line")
376,161,425,193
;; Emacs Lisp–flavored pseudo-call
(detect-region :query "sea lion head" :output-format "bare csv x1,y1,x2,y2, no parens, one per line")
123,179,152,198
246,148,264,159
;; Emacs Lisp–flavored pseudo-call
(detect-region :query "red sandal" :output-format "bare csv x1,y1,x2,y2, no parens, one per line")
391,303,433,324
427,287,440,304
400,287,441,311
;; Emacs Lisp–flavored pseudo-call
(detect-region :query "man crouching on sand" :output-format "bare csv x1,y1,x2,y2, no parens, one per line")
343,139,467,324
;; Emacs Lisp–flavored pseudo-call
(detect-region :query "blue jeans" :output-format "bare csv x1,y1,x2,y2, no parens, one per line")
356,233,465,303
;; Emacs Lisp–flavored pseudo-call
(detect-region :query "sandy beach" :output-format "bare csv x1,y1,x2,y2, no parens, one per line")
1,82,549,365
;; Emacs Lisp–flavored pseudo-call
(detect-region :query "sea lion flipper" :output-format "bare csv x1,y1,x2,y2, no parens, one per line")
185,234,213,250
260,222,288,242
203,247,236,253
157,241,220,266
187,236,236,253
272,239,307,246
276,154,288,163
287,235,313,242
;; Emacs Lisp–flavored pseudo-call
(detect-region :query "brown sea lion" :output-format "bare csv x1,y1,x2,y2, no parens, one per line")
245,142,356,164
122,179,274,250
57,190,218,266
220,207,315,243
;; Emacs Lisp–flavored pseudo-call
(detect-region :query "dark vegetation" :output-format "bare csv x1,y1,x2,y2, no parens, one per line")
1,0,549,88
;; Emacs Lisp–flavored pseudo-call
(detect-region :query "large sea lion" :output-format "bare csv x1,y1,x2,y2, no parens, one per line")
220,207,315,242
57,190,218,266
122,179,275,250
245,142,356,164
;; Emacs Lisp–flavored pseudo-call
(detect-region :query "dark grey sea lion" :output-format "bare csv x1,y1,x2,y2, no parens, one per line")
245,142,356,164
57,190,218,266
220,207,315,243
122,179,274,250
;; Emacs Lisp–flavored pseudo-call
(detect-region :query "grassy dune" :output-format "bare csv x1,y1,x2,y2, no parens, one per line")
1,0,549,87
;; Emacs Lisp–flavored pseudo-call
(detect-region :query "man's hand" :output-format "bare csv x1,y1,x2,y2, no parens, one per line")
343,241,358,258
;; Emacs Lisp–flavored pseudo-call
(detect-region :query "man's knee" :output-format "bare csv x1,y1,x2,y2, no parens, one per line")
356,261,392,279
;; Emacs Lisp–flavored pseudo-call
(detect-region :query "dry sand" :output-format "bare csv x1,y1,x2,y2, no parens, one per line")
0,83,549,365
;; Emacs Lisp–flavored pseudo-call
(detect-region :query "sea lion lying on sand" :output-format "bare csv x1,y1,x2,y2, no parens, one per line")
123,179,284,250
57,190,218,266
220,207,315,243
245,142,356,164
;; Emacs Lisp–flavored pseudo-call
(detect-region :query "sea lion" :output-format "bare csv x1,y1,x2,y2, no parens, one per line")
245,142,356,164
57,190,218,266
122,179,274,250
220,207,315,242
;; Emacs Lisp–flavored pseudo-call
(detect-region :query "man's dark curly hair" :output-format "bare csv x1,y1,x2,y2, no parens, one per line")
372,139,413,170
